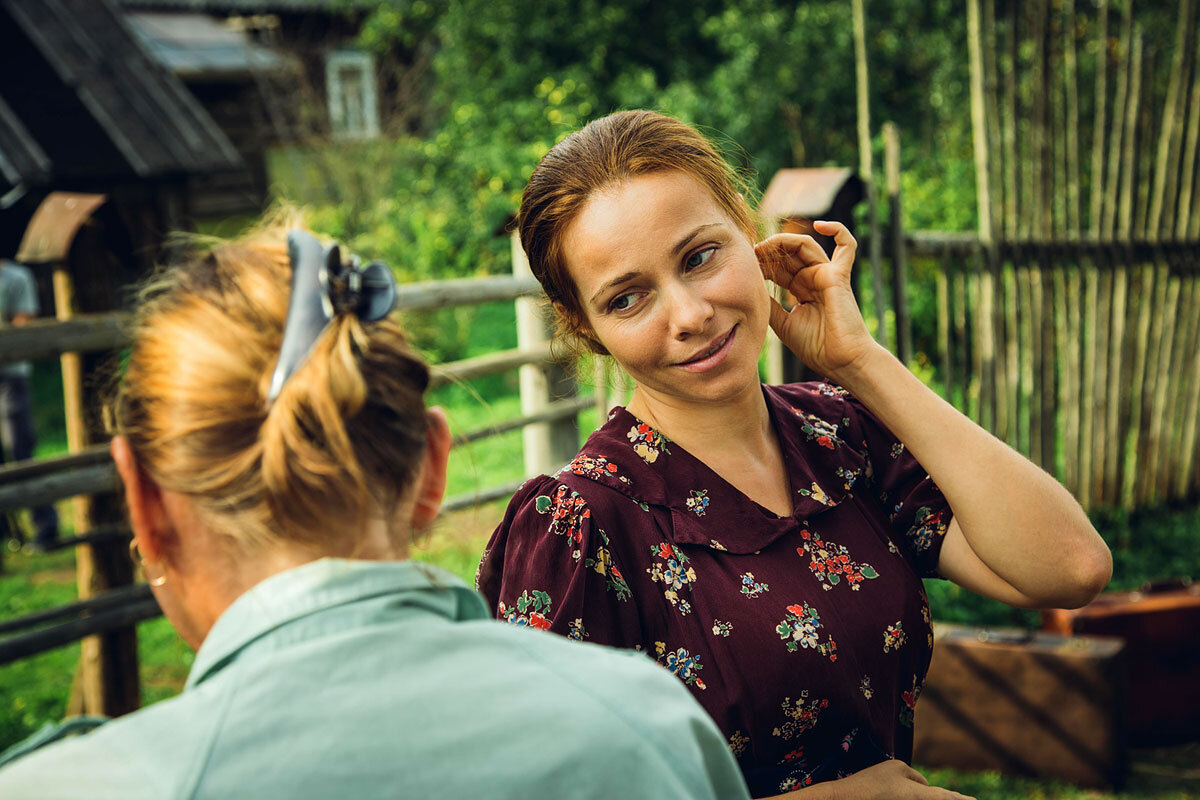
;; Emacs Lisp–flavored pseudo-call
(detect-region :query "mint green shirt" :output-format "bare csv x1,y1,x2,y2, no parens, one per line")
0,559,750,799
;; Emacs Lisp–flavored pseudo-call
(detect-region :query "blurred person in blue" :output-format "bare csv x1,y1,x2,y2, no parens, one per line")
0,219,751,800
0,257,60,549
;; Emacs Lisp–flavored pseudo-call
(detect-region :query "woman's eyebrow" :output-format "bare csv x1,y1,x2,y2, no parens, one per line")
672,223,724,255
589,271,640,306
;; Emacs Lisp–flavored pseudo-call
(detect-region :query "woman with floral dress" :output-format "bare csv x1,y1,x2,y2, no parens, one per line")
477,110,1112,799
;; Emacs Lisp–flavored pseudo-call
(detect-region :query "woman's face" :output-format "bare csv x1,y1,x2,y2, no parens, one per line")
561,170,771,407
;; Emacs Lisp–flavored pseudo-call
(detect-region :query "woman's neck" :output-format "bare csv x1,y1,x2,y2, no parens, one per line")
626,380,776,461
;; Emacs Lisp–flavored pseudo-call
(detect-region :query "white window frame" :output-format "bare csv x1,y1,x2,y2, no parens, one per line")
325,49,380,139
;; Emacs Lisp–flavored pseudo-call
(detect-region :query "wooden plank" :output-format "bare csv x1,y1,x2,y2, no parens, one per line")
885,123,912,364
1063,0,1081,235
429,344,554,389
968,261,984,425
0,584,151,636
1004,262,1021,450
0,464,118,515
954,260,970,413
0,598,161,666
1017,259,1035,457
452,396,592,449
1175,274,1200,496
1162,273,1199,500
1133,263,1169,506
441,477,532,515
1091,264,1113,505
968,0,995,245
393,275,543,312
1143,268,1180,504
1178,19,1200,238
1119,32,1145,241
937,263,953,403
852,0,889,350
1062,262,1083,497
1038,251,1057,474
1088,0,1110,235
1102,262,1129,504
0,313,128,366
1147,0,1195,238
1002,0,1019,238
1053,264,1072,492
0,443,110,483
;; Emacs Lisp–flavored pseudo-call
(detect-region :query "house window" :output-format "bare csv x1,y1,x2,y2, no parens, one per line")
325,50,379,139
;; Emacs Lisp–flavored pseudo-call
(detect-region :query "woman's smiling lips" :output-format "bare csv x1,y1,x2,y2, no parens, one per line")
675,325,737,372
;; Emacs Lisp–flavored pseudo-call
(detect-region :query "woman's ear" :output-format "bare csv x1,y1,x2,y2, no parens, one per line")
110,436,170,563
411,407,451,529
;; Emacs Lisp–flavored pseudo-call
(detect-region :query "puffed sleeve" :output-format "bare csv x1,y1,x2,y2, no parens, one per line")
476,475,644,646
840,393,952,578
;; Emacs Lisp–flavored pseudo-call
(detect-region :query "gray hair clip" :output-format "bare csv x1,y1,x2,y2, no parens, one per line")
267,230,397,404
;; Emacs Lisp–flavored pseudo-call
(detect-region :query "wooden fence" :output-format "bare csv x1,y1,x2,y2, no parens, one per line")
866,0,1200,514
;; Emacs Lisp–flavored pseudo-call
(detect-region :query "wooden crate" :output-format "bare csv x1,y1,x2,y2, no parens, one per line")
913,624,1127,788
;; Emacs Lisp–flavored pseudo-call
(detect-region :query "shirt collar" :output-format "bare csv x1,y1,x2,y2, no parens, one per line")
186,559,485,690
558,383,866,553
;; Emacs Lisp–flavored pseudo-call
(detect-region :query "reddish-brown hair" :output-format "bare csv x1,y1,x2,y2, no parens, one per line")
517,110,758,354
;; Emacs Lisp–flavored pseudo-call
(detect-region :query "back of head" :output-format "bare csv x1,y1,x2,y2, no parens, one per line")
518,110,757,353
110,219,430,553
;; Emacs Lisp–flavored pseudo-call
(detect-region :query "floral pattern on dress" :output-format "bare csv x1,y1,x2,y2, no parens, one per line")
712,619,733,637
811,383,849,398
835,466,862,491
776,603,838,661
654,641,707,690
709,538,728,551
498,589,554,630
890,442,906,459
797,481,834,506
728,730,750,758
686,489,710,516
899,675,922,728
772,690,829,741
739,571,770,598
535,486,590,561
562,453,631,486
584,528,632,601
860,676,873,699
647,543,697,615
792,410,843,450
907,505,949,553
797,528,879,591
627,422,670,463
883,622,907,653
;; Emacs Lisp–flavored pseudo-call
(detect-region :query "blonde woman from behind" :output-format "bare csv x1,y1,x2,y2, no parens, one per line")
0,219,751,800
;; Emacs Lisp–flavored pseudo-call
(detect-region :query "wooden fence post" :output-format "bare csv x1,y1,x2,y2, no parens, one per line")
852,0,889,350
884,123,911,366
512,231,578,475
52,265,140,717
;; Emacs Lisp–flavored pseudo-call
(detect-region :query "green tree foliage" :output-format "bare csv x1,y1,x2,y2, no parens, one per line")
276,0,978,284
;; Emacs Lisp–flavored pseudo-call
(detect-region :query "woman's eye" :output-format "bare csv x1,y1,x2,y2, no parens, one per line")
686,247,716,269
610,292,640,312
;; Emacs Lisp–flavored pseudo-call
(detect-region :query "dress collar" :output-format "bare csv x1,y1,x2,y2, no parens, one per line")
186,559,483,690
556,383,867,554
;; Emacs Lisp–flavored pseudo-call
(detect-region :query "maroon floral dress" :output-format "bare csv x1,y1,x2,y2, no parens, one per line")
476,382,951,797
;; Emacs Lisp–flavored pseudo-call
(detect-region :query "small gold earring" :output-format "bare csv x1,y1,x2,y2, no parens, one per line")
128,539,167,587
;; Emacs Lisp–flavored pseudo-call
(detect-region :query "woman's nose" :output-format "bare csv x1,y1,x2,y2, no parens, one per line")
665,283,714,339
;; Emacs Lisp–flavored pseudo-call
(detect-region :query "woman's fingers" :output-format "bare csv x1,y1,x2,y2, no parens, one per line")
812,220,858,273
755,233,830,284
767,295,790,336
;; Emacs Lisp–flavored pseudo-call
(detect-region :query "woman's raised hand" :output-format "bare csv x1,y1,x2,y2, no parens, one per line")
755,220,880,380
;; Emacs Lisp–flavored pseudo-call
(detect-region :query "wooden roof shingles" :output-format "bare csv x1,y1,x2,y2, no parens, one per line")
0,96,51,193
0,0,241,191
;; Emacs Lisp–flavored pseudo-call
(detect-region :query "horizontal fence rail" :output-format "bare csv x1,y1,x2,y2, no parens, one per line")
0,275,545,367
